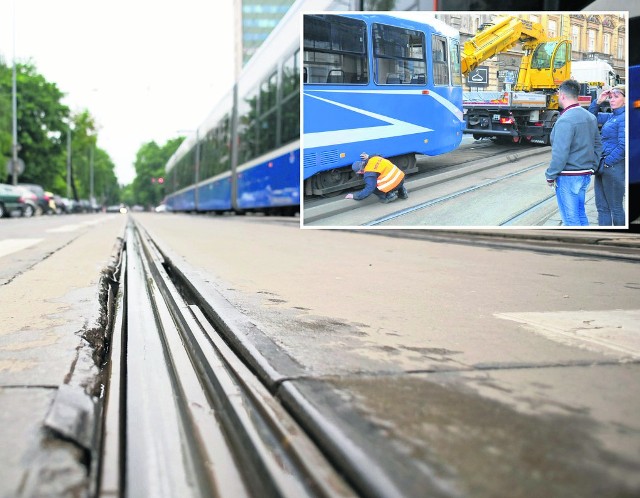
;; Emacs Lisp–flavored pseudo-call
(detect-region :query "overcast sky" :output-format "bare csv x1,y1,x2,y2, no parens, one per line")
0,0,236,185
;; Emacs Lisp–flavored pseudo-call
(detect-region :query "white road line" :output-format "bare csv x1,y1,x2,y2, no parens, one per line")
46,224,82,233
46,217,110,233
496,309,640,359
0,238,43,258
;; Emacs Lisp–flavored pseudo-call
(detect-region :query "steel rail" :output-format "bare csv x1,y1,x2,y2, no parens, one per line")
499,192,558,226
363,161,548,226
108,222,355,497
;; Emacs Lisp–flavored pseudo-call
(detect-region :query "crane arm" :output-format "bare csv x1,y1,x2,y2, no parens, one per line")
461,16,547,74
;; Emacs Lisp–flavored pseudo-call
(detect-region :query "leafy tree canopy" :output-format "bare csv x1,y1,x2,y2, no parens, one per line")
127,137,183,208
0,59,120,204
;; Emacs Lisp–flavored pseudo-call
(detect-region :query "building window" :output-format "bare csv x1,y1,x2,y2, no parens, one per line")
588,29,596,52
617,36,624,59
603,33,611,54
548,20,557,38
572,25,580,51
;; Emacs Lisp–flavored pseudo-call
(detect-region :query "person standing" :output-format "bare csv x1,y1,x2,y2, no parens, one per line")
588,84,626,226
545,79,602,226
345,153,408,203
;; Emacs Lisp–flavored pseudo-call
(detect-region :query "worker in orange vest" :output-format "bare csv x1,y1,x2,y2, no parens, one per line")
345,153,409,202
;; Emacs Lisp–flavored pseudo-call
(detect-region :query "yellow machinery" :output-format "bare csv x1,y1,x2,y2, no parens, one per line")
461,15,572,144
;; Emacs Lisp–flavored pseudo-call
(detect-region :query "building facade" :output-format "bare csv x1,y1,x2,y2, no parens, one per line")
234,0,296,76
438,12,626,92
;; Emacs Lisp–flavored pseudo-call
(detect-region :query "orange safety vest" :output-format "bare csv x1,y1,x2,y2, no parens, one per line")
364,156,405,193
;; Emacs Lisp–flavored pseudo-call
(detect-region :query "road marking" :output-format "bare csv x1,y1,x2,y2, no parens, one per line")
46,224,82,233
496,309,640,359
46,217,110,234
0,238,43,258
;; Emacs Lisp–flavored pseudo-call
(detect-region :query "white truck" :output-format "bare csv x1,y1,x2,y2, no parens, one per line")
571,59,620,111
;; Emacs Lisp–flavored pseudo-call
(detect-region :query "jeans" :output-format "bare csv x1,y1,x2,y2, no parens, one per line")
555,175,591,226
594,160,625,226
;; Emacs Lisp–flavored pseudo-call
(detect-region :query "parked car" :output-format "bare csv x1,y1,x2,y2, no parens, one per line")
0,183,22,217
155,203,171,213
0,184,38,217
14,186,39,217
106,204,128,214
17,183,56,215
52,195,72,214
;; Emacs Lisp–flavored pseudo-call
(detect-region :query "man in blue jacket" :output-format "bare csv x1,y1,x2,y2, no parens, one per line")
546,79,602,226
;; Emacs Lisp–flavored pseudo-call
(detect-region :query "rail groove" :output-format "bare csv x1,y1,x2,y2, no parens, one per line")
100,221,355,497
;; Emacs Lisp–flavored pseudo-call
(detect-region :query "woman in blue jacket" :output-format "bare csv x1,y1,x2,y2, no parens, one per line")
589,84,626,226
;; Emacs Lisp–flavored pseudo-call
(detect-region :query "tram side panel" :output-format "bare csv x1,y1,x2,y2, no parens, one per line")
302,13,464,196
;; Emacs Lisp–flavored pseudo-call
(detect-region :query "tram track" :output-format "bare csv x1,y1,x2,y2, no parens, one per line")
303,142,551,226
363,161,549,226
100,221,357,497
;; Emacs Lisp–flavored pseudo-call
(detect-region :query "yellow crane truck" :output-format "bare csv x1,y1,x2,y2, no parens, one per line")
461,16,571,145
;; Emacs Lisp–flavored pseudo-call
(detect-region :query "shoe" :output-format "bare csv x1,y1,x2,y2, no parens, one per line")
380,192,398,203
398,185,409,199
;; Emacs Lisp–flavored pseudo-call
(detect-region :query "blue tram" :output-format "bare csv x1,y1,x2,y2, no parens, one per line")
302,13,465,196
163,0,305,215
628,66,639,222
627,8,638,223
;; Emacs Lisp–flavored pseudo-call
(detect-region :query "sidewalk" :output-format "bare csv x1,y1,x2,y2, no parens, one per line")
543,182,638,227
0,216,126,496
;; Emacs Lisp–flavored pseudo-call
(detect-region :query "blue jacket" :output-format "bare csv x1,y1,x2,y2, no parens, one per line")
546,105,602,181
588,101,625,166
353,172,380,200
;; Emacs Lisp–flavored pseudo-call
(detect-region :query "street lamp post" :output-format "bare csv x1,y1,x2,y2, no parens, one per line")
66,125,72,199
11,0,19,186
90,145,94,203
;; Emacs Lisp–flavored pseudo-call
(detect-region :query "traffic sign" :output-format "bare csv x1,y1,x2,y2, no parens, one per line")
6,158,25,176
468,66,489,86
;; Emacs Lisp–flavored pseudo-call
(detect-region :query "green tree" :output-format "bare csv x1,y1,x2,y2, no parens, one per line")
0,59,121,203
0,58,11,168
130,138,183,208
0,61,69,187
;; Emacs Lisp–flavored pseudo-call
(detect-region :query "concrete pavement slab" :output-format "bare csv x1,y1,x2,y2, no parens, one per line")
0,215,126,497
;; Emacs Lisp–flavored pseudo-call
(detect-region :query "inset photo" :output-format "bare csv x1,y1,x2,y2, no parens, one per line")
300,12,628,229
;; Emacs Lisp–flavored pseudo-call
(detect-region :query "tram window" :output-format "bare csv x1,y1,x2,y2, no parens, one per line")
282,50,299,97
449,39,462,86
281,91,299,144
200,117,231,178
261,71,277,114
258,71,278,155
372,23,426,85
200,131,214,180
303,15,368,85
238,87,258,164
258,113,277,155
281,49,300,145
432,35,450,86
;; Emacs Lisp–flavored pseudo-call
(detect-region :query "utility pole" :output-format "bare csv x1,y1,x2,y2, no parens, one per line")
90,145,94,203
11,0,19,185
66,126,72,199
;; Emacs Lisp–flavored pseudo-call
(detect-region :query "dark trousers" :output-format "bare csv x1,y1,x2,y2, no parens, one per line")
594,160,625,226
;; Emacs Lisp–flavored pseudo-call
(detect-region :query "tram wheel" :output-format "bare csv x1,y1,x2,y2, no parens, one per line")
391,153,417,172
312,169,350,196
